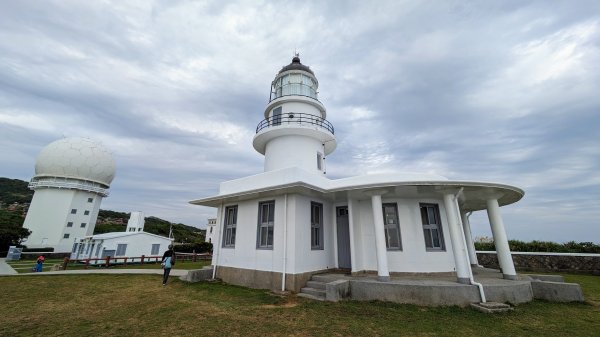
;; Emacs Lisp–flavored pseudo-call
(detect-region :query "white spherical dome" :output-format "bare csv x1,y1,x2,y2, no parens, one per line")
34,138,116,186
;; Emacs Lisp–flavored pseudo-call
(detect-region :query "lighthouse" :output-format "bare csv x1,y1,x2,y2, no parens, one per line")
252,55,336,174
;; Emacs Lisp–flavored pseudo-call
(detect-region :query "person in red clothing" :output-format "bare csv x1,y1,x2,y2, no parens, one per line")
161,245,175,285
36,255,45,272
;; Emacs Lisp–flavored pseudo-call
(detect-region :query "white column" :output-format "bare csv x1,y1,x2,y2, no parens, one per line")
486,198,517,280
369,193,390,281
347,198,357,273
460,211,479,266
442,192,471,284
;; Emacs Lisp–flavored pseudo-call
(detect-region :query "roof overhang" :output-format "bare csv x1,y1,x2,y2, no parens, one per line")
190,180,524,212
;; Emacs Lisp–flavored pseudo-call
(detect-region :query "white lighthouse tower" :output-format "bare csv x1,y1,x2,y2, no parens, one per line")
22,138,116,253
253,55,336,174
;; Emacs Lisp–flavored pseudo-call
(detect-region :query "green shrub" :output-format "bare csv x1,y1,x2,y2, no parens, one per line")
475,240,600,253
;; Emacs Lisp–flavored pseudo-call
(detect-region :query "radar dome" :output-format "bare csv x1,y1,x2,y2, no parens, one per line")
34,138,116,186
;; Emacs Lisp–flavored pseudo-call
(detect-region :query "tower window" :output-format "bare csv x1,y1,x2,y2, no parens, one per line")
71,209,77,214
63,234,70,239
66,222,73,228
317,152,323,171
272,107,282,126
87,198,93,203
80,223,86,228
84,210,90,215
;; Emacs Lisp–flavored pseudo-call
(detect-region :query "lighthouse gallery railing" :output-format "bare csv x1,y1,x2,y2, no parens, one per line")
255,112,334,134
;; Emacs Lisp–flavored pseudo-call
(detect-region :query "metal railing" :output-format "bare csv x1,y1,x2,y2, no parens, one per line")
29,177,110,196
255,112,334,134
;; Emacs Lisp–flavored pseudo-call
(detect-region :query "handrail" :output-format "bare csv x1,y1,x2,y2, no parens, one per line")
256,112,334,134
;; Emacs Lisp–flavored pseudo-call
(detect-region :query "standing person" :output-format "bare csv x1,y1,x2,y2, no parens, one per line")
161,245,176,285
36,255,45,272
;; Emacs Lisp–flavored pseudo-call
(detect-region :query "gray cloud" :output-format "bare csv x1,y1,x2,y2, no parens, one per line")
1,1,599,242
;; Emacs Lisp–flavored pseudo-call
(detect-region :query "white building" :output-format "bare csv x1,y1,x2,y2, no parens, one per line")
71,211,172,263
205,218,217,243
191,56,523,292
22,138,116,253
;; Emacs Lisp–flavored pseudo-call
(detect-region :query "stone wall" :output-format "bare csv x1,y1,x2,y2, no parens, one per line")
477,252,600,275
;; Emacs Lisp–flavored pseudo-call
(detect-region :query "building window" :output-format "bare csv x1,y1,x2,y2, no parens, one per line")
87,197,93,203
71,209,77,214
80,223,86,228
311,202,324,250
63,233,70,239
209,227,213,234
151,244,160,255
420,203,446,250
72,243,78,253
116,244,127,256
84,210,90,215
67,222,73,227
223,206,238,248
382,203,402,250
257,200,275,249
95,244,102,257
317,152,323,171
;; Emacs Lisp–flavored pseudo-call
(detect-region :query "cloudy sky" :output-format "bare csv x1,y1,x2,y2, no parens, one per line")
1,0,599,243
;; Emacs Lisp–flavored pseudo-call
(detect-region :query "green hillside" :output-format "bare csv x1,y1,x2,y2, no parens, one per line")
0,177,210,253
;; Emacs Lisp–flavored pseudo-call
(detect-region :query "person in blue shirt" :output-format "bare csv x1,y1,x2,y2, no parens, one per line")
36,255,44,272
161,245,176,285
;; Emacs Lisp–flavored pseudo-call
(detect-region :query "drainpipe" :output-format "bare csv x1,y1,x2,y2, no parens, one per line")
212,202,225,280
281,194,288,291
454,188,487,303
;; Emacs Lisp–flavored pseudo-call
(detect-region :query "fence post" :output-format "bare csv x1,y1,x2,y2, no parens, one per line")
141,255,145,265
63,257,69,270
105,256,110,267
124,257,128,266
85,258,90,269
193,250,197,262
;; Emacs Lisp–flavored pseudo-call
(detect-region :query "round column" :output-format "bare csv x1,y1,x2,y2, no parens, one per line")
368,191,390,281
442,192,471,284
486,198,517,280
460,211,479,266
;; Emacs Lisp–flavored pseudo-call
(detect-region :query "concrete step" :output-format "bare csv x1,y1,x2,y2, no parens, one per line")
297,292,325,301
300,287,326,299
311,274,344,283
306,280,326,290
470,302,513,313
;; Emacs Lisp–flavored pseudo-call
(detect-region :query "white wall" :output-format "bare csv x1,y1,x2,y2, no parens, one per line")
269,102,323,119
216,195,287,273
72,234,171,262
290,194,335,274
264,135,324,173
213,193,336,275
355,197,457,273
23,188,104,252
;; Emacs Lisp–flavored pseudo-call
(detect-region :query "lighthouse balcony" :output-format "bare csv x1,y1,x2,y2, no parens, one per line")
255,112,334,134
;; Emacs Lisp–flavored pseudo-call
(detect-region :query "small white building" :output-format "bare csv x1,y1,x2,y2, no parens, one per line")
22,138,116,253
205,218,217,243
70,211,173,263
191,56,524,293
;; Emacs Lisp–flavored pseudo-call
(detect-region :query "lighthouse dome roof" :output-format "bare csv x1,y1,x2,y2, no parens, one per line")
278,56,315,76
34,137,116,186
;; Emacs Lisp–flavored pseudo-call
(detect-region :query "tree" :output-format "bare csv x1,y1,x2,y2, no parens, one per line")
0,209,31,252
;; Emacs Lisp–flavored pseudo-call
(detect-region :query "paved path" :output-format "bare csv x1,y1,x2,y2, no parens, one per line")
0,258,188,277
0,258,18,275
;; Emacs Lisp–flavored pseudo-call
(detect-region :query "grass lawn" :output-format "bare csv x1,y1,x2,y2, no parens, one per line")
7,259,211,273
0,273,598,337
